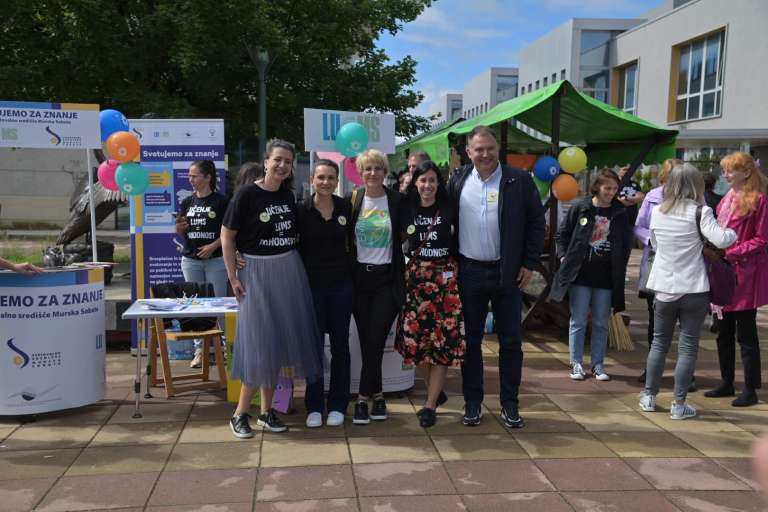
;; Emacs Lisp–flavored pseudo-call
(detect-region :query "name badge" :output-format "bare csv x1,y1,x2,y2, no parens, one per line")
338,215,347,226
487,191,499,203
208,211,216,219
579,217,588,226
406,225,416,235
259,212,271,223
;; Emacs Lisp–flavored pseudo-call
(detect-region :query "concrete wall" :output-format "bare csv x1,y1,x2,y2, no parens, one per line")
519,20,575,94
0,148,88,226
462,67,517,119
613,0,768,132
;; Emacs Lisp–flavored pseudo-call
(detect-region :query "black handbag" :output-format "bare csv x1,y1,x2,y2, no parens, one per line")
695,205,737,307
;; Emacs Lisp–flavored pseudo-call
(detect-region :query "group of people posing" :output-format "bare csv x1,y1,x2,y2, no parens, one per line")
174,126,764,439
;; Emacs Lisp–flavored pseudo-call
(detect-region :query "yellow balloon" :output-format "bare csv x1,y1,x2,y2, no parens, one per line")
558,147,587,174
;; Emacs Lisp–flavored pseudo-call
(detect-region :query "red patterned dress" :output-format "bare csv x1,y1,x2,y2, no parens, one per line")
395,203,466,367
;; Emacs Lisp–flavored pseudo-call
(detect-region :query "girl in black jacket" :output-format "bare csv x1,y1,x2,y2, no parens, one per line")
549,169,633,382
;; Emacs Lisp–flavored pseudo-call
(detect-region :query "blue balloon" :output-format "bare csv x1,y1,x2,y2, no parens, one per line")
533,156,561,183
115,162,149,196
335,122,369,157
100,109,129,142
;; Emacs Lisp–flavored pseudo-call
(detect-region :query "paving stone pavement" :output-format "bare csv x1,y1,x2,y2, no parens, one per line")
1,253,767,511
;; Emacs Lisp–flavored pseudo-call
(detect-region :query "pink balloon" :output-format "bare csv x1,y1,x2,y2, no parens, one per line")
97,159,120,191
344,157,363,186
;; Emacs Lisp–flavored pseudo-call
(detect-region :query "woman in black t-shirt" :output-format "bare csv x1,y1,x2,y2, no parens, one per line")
175,160,229,368
550,169,632,383
395,161,466,428
221,139,322,438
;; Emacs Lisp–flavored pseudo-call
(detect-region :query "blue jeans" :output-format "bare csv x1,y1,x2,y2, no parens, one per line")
458,257,523,408
181,256,228,350
568,285,611,369
305,278,354,414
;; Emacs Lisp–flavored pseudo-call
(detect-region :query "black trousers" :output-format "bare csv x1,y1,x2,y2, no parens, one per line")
716,309,762,390
353,265,399,397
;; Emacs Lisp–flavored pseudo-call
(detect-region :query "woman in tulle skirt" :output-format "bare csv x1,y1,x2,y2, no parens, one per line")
221,138,322,437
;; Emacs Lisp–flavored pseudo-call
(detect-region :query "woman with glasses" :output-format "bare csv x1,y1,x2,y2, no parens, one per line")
348,149,406,425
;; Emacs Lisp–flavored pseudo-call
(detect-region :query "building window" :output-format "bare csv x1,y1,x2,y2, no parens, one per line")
618,62,638,115
674,30,725,121
484,102,488,112
543,76,548,87
579,30,619,103
552,73,557,84
527,83,532,93
535,80,540,90
449,99,462,120
561,69,566,80
495,75,518,103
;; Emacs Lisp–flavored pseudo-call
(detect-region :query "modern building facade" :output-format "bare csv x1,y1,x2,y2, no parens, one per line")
428,93,463,129
611,0,768,163
462,67,519,119
517,0,768,164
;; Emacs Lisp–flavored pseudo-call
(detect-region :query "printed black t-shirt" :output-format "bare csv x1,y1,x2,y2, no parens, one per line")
573,206,613,289
401,203,456,261
222,184,297,255
179,192,229,259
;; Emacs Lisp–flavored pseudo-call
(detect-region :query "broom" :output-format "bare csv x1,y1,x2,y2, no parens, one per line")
608,313,634,351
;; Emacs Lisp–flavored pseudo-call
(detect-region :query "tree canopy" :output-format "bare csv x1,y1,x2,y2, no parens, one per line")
1,0,432,151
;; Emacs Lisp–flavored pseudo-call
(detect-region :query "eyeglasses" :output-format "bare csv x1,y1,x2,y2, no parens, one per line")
362,166,386,174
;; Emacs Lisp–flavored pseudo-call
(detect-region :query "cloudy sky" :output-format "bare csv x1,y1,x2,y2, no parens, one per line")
378,0,663,117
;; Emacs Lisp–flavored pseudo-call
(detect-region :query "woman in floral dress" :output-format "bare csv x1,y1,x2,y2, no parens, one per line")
396,160,466,428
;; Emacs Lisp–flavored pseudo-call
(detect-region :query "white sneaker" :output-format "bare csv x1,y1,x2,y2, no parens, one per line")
639,393,656,412
592,366,610,381
305,412,322,428
670,401,696,420
326,411,345,427
570,362,586,380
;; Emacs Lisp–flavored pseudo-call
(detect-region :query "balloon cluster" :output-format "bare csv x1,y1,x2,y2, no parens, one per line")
335,122,369,187
531,147,587,202
97,109,149,196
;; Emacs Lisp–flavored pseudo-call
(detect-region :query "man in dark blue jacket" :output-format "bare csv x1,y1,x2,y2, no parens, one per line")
447,125,546,428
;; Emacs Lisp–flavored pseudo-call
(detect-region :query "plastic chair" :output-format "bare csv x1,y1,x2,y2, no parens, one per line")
148,281,227,397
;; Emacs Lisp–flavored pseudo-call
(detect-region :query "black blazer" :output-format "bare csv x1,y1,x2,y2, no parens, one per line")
347,186,406,307
447,163,546,289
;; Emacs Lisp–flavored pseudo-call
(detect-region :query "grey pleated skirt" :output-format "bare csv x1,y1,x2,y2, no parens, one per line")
231,250,323,388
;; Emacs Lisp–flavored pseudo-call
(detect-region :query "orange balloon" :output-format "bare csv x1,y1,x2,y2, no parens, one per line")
552,174,579,201
106,131,140,162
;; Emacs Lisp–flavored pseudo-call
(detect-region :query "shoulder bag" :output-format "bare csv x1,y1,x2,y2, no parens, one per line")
695,205,736,306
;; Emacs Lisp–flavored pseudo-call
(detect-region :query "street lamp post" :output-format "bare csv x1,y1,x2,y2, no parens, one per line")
246,46,271,161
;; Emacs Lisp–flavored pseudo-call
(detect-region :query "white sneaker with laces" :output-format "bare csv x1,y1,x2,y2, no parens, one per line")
570,362,586,380
670,401,696,420
592,366,610,381
305,412,322,428
639,393,656,412
326,411,345,427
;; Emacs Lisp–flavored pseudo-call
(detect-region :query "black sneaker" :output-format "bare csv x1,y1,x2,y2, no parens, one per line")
370,398,387,421
417,391,449,418
462,403,483,426
353,401,370,425
500,404,524,429
256,409,288,433
229,413,254,439
419,407,437,428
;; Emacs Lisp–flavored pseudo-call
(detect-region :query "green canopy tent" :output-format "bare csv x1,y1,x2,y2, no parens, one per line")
397,80,678,328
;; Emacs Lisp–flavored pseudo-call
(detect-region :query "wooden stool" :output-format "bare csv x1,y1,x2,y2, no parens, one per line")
148,318,227,397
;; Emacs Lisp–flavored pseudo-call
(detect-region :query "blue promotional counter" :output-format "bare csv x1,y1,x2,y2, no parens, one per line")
0,267,106,415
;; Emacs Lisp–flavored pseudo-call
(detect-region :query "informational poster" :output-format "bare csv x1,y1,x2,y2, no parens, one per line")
0,268,106,415
0,101,100,149
303,108,396,154
128,119,225,349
